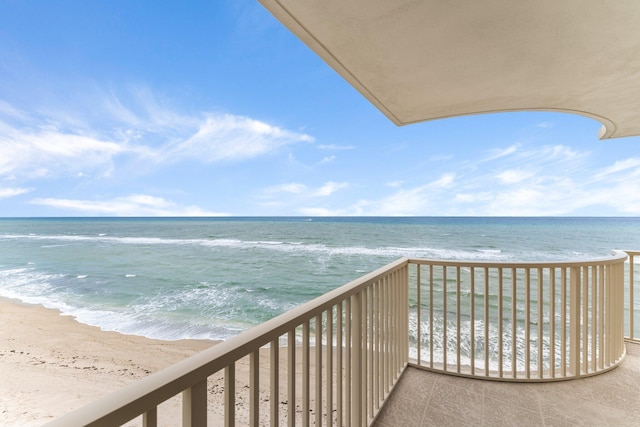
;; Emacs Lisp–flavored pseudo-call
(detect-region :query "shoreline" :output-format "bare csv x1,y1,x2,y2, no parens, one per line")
0,297,217,426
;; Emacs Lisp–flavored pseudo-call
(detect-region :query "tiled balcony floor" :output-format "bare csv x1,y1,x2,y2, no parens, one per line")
373,342,640,426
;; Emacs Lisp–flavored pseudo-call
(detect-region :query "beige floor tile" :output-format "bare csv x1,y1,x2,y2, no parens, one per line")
373,342,640,427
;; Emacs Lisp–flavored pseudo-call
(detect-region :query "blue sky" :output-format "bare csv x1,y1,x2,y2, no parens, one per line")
1,1,639,217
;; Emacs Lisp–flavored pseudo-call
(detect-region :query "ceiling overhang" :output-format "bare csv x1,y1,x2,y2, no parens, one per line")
259,0,640,139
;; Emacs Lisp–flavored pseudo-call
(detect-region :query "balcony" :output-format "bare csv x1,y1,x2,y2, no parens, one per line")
46,251,639,426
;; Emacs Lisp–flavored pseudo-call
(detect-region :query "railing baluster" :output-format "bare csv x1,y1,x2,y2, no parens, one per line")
384,276,390,394
367,285,373,419
336,303,343,427
591,266,597,373
315,315,322,426
250,350,260,427
352,292,362,427
498,267,503,378
484,267,489,376
561,267,567,377
271,340,279,426
288,329,296,427
374,280,381,407
456,266,461,373
143,407,157,427
631,253,636,340
570,267,580,377
470,267,475,376
345,297,351,427
327,306,334,425
225,365,235,427
361,287,368,423
184,379,207,427
538,267,543,379
598,265,604,370
583,266,589,373
443,266,448,371
606,263,612,366
525,268,531,378
511,268,517,379
302,321,310,427
417,265,421,366
429,264,434,369
550,267,556,379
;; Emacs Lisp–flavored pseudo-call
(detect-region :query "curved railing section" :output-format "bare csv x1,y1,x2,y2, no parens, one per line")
46,253,631,426
407,254,627,381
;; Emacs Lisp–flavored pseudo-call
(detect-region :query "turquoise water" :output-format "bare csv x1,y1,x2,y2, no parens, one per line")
0,217,638,341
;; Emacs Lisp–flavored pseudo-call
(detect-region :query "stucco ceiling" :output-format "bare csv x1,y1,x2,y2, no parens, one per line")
260,0,640,139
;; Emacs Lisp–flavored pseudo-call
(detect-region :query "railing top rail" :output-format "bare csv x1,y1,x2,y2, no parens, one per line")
45,257,410,427
408,252,628,269
624,250,640,257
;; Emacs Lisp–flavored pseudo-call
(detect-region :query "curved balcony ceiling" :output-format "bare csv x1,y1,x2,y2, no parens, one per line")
259,0,640,139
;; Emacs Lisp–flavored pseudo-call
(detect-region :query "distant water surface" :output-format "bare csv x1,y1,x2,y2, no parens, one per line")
0,217,638,341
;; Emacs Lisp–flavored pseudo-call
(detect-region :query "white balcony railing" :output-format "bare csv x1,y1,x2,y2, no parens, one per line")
408,254,627,380
45,252,636,426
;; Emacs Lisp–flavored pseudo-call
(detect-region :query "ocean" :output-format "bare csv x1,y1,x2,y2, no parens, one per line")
0,217,638,342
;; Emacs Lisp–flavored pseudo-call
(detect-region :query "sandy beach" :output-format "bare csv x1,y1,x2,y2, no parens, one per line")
0,298,330,426
0,298,218,426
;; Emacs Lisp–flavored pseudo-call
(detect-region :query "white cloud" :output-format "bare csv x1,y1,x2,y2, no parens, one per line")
0,122,126,178
266,183,308,194
0,92,314,183
313,181,348,197
263,181,348,198
431,173,455,188
30,194,226,216
319,144,635,216
164,114,313,163
495,169,531,184
318,155,336,164
483,144,520,162
0,187,31,199
595,158,640,178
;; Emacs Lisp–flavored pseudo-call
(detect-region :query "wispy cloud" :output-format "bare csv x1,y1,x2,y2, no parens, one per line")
594,158,640,178
0,187,31,199
30,194,225,216
162,114,313,163
0,124,131,179
264,181,349,198
0,89,313,182
266,183,308,194
482,144,520,162
317,155,336,164
319,143,640,216
313,181,349,197
495,169,532,184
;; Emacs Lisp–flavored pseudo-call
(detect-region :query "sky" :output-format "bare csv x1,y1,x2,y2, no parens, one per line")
0,1,639,217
